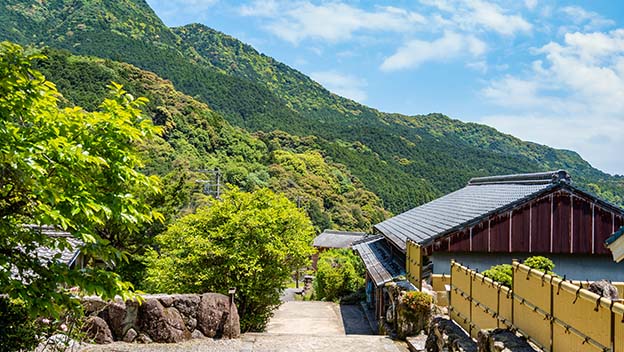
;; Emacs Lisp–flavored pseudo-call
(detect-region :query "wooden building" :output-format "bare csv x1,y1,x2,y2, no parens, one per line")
607,226,624,263
352,236,409,319
311,229,367,268
357,170,624,309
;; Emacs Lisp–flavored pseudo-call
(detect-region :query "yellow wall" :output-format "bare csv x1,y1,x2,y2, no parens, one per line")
406,240,422,290
449,261,624,351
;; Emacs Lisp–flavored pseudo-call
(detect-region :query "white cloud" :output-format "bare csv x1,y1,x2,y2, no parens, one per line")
380,31,486,71
310,71,368,102
481,29,624,174
240,1,425,44
560,6,615,32
524,0,538,10
420,0,532,36
239,0,278,17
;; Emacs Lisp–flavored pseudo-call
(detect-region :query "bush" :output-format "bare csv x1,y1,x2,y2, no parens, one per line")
144,187,315,332
402,291,433,317
0,298,38,352
482,256,556,287
523,256,555,273
314,249,365,302
482,264,513,287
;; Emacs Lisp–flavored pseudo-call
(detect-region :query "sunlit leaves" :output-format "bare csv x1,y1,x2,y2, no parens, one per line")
144,187,315,331
0,42,161,318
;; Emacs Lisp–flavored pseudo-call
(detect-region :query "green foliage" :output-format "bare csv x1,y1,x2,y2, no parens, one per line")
0,298,38,352
3,1,623,215
144,187,315,332
314,249,365,302
482,256,557,287
31,48,388,237
0,42,161,317
482,264,513,287
402,291,433,318
523,256,555,273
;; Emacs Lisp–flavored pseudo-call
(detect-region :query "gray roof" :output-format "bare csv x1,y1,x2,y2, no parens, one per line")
353,237,405,286
375,170,571,252
313,229,367,249
23,225,83,266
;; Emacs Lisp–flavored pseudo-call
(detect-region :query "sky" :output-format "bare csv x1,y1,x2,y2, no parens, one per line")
146,0,624,176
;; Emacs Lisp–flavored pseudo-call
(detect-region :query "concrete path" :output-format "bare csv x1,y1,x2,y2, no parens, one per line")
82,334,408,352
266,301,345,335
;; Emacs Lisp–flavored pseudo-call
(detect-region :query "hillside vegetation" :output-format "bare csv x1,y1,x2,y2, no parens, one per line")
2,0,622,212
34,48,388,233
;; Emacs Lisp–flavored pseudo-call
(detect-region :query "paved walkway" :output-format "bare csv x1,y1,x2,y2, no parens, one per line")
266,301,345,335
82,333,407,352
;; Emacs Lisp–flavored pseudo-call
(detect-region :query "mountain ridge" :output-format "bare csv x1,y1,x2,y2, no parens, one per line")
1,0,622,212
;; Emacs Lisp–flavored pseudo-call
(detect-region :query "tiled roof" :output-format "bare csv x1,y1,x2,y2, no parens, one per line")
22,225,83,266
353,237,405,286
375,170,571,252
606,227,624,246
313,229,367,249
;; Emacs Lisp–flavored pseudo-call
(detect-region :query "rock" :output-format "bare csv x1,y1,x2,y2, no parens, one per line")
82,316,113,344
186,317,197,331
159,295,175,307
477,329,537,352
197,293,240,339
191,329,205,339
123,328,138,343
587,280,619,300
173,294,201,329
139,298,191,343
105,299,126,339
173,294,201,318
425,317,476,352
82,296,107,316
136,333,152,344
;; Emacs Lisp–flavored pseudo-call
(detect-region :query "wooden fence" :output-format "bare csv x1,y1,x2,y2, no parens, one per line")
449,260,624,351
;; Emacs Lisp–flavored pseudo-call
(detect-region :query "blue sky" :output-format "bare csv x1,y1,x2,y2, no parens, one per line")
146,0,624,175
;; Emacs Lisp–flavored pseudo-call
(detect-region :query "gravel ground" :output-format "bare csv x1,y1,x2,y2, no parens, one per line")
80,333,408,352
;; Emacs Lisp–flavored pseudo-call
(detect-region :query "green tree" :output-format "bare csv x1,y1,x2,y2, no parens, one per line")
0,42,161,318
314,249,365,302
144,187,315,331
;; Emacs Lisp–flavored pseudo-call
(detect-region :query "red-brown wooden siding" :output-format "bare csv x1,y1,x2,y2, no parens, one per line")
427,189,623,255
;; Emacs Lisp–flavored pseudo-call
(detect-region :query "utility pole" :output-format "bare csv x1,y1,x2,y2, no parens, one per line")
194,169,222,199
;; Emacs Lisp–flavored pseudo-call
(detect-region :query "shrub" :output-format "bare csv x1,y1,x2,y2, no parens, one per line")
314,249,365,302
0,298,38,352
523,256,555,273
402,291,433,317
144,187,315,332
482,264,513,287
482,256,556,287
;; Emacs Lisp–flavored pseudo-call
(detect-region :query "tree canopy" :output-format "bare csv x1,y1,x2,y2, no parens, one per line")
0,41,161,317
144,187,315,331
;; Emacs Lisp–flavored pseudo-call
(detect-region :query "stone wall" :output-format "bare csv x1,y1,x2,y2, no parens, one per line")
81,293,240,344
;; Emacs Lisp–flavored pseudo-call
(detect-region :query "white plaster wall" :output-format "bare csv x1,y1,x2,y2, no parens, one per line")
431,252,624,282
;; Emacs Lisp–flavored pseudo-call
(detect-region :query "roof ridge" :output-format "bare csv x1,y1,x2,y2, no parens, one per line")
468,170,570,186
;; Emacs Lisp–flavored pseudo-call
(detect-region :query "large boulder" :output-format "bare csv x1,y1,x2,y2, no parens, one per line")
82,316,113,344
477,329,538,352
425,317,476,352
587,280,619,300
173,294,201,331
197,293,240,339
82,296,107,316
139,298,191,343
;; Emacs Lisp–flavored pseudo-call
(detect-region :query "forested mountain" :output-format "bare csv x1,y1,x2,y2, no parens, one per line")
2,0,622,213
34,49,388,232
